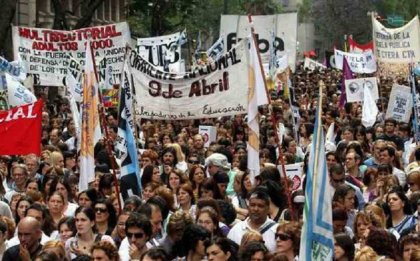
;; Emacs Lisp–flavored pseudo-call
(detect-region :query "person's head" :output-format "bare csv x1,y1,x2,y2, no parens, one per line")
372,139,386,160
386,187,412,215
333,184,356,211
275,221,301,256
141,248,169,261
0,220,7,245
143,182,160,202
239,241,267,261
161,146,177,166
50,177,72,202
115,211,130,239
145,198,164,237
326,151,338,170
399,233,420,261
50,151,64,169
205,237,235,261
196,207,220,236
362,168,378,188
12,164,29,188
47,191,65,216
258,165,281,183
125,212,152,251
189,165,206,189
240,230,263,249
42,240,66,260
248,189,270,224
166,211,193,242
407,170,420,192
91,240,120,261
354,246,379,261
140,150,158,168
18,216,42,251
213,171,230,198
329,163,345,189
365,227,398,259
334,233,355,260
74,207,96,235
24,154,40,177
123,196,143,212
177,183,195,207
94,198,117,229
205,153,231,176
78,188,99,208
167,169,187,191
16,196,34,223
193,134,205,150
26,178,39,193
181,224,211,257
379,146,396,166
34,251,60,261
345,151,360,170
384,118,397,135
332,208,348,234
57,217,76,243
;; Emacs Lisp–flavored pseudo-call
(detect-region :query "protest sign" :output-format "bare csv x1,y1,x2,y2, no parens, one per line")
334,49,377,73
386,84,413,123
278,162,304,190
136,32,184,72
12,23,130,86
345,77,379,102
199,125,217,148
372,15,420,63
303,57,326,71
220,13,297,70
129,40,249,120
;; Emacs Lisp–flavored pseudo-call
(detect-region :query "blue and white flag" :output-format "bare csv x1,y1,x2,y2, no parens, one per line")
115,60,141,199
299,83,334,260
411,67,420,143
207,36,225,62
171,29,188,52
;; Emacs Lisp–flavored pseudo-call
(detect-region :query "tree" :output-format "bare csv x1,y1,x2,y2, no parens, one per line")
0,0,18,60
374,0,420,25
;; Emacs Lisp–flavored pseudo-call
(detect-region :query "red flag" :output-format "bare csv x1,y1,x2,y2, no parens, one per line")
348,36,373,52
0,99,43,155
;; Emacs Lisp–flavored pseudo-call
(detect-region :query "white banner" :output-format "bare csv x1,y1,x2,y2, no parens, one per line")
334,49,377,73
303,57,326,71
386,84,413,123
129,40,249,120
345,77,379,102
136,32,183,72
12,22,131,86
5,73,36,107
372,16,420,63
220,13,297,71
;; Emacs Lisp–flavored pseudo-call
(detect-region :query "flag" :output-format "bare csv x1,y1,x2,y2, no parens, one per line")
411,66,420,143
362,80,379,128
348,36,373,53
79,43,102,191
207,36,225,62
0,99,42,155
5,73,36,107
339,57,352,108
65,70,81,150
247,36,269,184
299,84,334,260
115,60,141,199
170,29,187,52
325,51,335,68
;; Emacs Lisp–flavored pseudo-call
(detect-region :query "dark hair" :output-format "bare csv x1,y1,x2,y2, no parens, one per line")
249,188,270,206
334,233,355,260
332,208,348,221
123,196,143,212
26,202,55,236
205,237,238,261
141,247,169,261
399,233,420,257
0,220,7,234
95,198,117,235
141,165,155,188
75,207,96,232
147,196,169,221
386,187,413,216
57,216,76,238
217,200,237,226
15,196,34,224
125,212,152,239
49,176,73,202
259,180,287,211
78,188,99,206
99,174,114,196
161,146,178,165
332,184,355,204
365,227,398,259
377,163,392,174
35,251,60,261
181,224,211,255
189,165,206,191
238,241,267,261
259,166,281,183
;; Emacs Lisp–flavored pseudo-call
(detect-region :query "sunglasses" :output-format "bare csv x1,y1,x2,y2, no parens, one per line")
126,232,144,239
275,233,291,241
189,160,199,164
95,207,108,213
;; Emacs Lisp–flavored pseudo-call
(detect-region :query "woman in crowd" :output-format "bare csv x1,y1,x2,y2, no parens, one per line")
167,169,187,193
385,187,416,237
42,240,67,261
50,177,78,216
141,165,162,189
57,217,76,244
112,211,130,248
48,191,66,226
177,183,196,220
189,165,206,201
65,207,114,260
14,195,33,224
205,237,237,261
91,241,120,261
143,182,161,202
94,198,117,236
181,224,210,261
407,170,420,195
333,184,357,228
275,221,301,261
77,188,99,208
399,233,420,261
196,207,224,238
334,233,355,261
231,172,253,220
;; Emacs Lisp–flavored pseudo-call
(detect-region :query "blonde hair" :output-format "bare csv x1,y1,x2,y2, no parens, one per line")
240,229,263,248
42,240,66,260
169,143,186,162
354,246,379,261
50,151,64,168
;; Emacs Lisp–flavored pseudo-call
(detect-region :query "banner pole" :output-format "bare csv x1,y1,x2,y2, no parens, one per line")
89,42,122,213
248,14,295,221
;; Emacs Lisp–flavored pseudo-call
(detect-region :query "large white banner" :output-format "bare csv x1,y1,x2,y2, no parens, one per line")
136,32,183,71
303,57,326,71
12,23,131,86
129,40,250,120
220,14,297,70
345,77,379,102
334,49,377,73
372,16,420,63
386,84,413,123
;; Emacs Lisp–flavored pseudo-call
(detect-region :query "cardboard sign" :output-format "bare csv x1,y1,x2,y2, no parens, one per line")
345,77,379,102
199,125,217,148
386,84,413,122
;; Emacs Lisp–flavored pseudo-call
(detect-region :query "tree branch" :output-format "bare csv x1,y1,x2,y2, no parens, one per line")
74,0,105,29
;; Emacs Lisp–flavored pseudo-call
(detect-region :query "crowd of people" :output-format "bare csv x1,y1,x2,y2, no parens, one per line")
0,62,419,261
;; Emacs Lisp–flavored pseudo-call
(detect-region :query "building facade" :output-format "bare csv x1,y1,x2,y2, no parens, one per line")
15,0,128,28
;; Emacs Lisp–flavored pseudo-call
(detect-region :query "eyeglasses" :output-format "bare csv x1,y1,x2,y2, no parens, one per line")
95,207,108,213
275,233,291,241
126,232,144,239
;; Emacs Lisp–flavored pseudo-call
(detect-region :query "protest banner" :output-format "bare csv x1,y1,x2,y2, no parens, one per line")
220,13,297,70
386,84,413,123
334,49,377,73
136,31,184,72
129,39,249,120
278,162,304,190
12,22,130,86
0,99,42,155
303,57,326,71
345,77,379,102
372,15,420,63
199,125,217,148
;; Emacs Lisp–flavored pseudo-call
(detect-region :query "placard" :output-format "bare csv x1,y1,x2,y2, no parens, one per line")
199,125,217,148
345,77,379,102
385,84,413,122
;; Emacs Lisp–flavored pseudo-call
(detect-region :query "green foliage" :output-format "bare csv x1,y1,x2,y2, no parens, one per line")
374,0,420,25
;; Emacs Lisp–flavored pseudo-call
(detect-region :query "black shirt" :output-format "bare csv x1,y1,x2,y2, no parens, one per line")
3,243,43,261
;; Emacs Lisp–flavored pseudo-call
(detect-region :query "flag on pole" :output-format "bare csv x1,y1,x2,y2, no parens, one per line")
206,36,224,62
79,43,102,191
339,57,352,108
247,36,269,183
411,66,420,143
65,70,81,150
299,82,334,260
115,60,141,199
